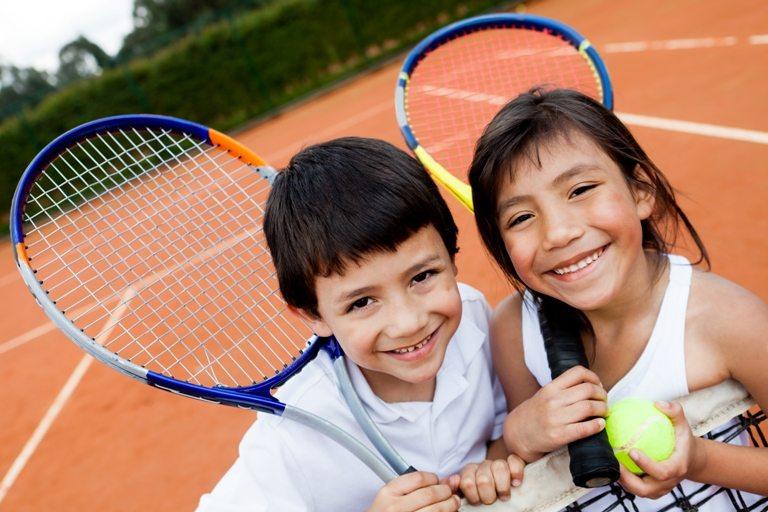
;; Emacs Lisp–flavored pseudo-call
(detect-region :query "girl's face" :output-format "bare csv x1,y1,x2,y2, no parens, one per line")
496,130,654,311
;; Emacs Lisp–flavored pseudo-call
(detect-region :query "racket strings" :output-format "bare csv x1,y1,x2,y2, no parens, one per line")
22,127,312,387
563,411,767,511
405,26,602,180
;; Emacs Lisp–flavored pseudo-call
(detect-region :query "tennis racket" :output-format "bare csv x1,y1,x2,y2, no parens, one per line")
396,14,618,488
10,114,413,483
395,13,612,212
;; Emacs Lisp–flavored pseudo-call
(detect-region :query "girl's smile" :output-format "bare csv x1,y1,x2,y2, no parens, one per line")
496,129,655,312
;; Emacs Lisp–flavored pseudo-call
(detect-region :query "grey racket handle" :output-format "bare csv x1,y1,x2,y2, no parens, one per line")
282,405,397,482
333,358,416,475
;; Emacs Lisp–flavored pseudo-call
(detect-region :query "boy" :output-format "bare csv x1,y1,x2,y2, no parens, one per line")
197,138,521,511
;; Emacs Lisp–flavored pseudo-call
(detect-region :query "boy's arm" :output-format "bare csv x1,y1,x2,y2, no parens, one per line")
196,420,313,512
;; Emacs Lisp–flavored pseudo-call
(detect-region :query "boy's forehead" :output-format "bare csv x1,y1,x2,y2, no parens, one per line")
315,226,451,299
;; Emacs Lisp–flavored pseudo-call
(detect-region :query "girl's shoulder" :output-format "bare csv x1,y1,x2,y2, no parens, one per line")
688,268,768,344
491,291,525,335
687,268,768,397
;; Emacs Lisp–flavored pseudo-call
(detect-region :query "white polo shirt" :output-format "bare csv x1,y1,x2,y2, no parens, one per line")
197,283,506,512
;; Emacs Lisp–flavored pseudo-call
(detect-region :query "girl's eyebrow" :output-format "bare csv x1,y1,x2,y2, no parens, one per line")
497,164,599,215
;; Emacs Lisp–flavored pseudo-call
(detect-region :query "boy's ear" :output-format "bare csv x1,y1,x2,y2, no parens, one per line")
288,305,333,337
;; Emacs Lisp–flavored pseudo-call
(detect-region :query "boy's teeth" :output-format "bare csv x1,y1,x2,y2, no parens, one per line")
392,335,431,354
554,249,603,275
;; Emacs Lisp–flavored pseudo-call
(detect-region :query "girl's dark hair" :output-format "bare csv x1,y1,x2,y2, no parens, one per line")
264,137,458,316
469,88,708,293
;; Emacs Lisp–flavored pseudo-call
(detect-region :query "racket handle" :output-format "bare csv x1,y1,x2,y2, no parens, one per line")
538,297,620,488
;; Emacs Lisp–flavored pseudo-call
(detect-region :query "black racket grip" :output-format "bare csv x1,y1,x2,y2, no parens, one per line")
537,297,619,488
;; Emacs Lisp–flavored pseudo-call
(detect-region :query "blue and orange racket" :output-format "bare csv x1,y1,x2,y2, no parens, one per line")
10,114,412,483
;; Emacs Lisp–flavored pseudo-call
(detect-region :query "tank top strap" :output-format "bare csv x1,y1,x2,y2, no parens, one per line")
609,254,692,401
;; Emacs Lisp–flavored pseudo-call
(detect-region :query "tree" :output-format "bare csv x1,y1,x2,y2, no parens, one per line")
0,65,56,121
56,36,115,86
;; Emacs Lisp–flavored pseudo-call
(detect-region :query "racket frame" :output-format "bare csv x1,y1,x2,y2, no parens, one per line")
395,13,613,212
10,114,404,482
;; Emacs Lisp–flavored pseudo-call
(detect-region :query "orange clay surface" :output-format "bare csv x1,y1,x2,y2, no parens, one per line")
1,0,766,510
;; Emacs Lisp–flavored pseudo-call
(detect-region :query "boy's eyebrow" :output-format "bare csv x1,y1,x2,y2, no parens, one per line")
335,254,443,303
497,165,598,215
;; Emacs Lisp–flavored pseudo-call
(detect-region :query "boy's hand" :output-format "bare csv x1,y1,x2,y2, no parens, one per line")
504,366,608,461
453,454,525,505
618,401,703,499
367,471,460,512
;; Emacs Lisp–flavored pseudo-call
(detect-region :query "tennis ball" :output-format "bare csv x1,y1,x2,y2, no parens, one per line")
605,398,675,474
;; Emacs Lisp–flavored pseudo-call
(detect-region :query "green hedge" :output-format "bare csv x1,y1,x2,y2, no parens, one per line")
1,0,506,231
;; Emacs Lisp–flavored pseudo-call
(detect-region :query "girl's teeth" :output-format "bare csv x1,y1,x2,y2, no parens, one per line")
554,249,602,275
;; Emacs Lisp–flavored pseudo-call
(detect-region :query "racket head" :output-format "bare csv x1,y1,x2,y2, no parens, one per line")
395,13,612,210
11,114,319,412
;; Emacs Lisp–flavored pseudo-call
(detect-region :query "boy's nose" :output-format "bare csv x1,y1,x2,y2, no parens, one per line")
384,300,426,340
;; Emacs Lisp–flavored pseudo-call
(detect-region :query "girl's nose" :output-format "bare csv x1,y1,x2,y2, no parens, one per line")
541,211,584,251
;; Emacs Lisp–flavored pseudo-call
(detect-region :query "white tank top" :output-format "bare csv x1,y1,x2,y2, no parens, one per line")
519,254,762,510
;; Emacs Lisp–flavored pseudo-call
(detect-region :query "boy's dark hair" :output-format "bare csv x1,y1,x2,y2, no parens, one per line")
265,137,458,316
469,87,709,291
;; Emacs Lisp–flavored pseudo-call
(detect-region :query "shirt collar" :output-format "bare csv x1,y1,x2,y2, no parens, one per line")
343,308,487,424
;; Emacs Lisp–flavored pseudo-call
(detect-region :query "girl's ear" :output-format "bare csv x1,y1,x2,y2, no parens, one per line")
289,305,333,337
631,171,656,221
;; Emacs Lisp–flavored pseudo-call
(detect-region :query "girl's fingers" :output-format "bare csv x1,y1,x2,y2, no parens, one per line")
475,462,499,505
507,454,525,487
561,398,609,423
550,366,602,390
459,465,481,504
490,459,512,502
560,417,607,444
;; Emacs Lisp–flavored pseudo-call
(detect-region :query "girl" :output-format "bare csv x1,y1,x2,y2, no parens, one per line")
467,88,767,508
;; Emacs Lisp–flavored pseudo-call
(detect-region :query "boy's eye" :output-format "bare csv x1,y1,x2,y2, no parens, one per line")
348,297,373,312
412,270,435,284
570,184,597,198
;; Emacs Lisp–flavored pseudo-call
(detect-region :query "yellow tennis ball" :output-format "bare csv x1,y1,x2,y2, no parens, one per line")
605,398,675,474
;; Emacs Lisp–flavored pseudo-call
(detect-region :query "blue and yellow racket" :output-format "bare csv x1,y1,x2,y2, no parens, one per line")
395,13,613,212
396,14,618,489
10,114,413,482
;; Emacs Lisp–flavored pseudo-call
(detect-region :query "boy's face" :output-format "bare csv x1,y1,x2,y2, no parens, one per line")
305,226,462,400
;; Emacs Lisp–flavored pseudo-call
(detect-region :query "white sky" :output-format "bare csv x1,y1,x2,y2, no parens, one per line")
0,0,135,72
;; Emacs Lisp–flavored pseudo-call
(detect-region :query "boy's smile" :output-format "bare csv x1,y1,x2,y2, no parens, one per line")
305,226,462,402
495,129,655,312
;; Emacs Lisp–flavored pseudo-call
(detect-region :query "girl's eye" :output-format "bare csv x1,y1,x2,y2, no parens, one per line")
412,270,435,285
508,213,533,228
348,297,373,312
570,184,597,198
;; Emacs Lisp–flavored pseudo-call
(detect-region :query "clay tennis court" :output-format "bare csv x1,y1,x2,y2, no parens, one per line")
1,0,766,509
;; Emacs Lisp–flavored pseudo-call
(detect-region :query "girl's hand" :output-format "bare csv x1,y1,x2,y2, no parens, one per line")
367,471,460,512
618,401,704,499
503,366,608,461
450,454,525,505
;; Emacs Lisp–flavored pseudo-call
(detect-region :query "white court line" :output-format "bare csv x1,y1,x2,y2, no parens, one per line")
618,112,768,145
0,220,266,502
0,323,57,356
0,272,19,288
0,354,93,505
265,101,391,162
602,34,768,53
